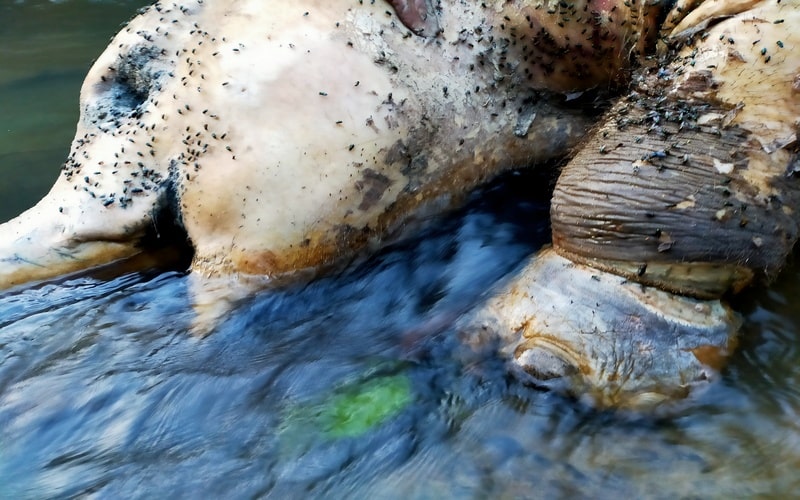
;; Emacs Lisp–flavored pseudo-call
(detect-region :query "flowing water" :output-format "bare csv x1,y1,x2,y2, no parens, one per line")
1,1,800,498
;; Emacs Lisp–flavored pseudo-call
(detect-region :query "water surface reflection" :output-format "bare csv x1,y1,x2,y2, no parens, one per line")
0,0,152,221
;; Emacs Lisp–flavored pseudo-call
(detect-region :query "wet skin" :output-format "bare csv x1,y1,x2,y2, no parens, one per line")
0,0,624,288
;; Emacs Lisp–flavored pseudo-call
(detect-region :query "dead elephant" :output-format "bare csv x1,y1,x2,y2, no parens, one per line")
0,0,798,409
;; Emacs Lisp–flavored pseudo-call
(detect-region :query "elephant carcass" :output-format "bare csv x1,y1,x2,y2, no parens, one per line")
0,0,659,330
2,0,789,409
0,0,641,291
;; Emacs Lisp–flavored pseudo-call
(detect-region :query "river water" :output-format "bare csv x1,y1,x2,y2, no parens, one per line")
1,1,799,498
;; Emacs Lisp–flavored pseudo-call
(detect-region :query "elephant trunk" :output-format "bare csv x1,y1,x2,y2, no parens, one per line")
551,92,799,299
551,12,800,299
0,167,183,291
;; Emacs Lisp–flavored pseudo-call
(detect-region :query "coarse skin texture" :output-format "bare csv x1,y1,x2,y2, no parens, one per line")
0,0,655,290
3,0,794,409
464,0,797,408
551,0,800,298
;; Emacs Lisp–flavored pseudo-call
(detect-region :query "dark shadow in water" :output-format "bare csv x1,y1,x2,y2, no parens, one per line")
0,169,551,497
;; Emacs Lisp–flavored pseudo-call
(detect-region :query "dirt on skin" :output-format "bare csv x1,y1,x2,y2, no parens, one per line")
1,0,664,289
552,0,800,299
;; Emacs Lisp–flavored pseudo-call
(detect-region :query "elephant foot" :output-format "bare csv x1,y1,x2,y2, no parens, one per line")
459,248,740,410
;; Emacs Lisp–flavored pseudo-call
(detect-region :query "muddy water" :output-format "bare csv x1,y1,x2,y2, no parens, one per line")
1,1,800,498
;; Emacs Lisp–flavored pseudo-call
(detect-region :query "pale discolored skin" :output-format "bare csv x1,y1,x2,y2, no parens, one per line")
459,249,740,409
0,0,658,291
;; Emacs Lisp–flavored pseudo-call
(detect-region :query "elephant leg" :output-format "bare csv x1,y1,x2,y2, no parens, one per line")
461,0,800,409
552,0,800,299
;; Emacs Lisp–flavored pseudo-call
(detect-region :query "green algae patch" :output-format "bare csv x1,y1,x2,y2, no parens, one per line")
320,374,412,438
279,372,414,447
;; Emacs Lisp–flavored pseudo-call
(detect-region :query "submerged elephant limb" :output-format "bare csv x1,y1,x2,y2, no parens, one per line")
458,248,740,409
466,0,798,408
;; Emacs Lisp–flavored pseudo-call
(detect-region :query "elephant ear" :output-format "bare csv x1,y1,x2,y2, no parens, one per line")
386,0,439,37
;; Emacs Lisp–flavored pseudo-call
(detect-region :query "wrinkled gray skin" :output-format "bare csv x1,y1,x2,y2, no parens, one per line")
460,0,800,409
1,0,798,409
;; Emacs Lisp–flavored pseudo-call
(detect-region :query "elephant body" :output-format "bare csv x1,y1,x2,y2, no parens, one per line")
0,0,798,408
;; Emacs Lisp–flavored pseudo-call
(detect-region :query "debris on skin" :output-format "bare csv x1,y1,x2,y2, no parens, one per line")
6,0,795,408
20,9,709,322
51,0,666,267
61,1,212,211
10,0,722,300
36,0,749,305
552,0,800,299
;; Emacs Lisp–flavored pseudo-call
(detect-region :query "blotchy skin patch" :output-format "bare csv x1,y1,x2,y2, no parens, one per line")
4,0,635,289
0,0,791,408
386,0,433,34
